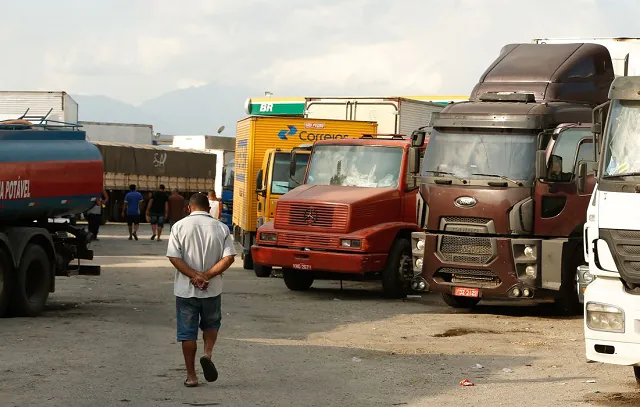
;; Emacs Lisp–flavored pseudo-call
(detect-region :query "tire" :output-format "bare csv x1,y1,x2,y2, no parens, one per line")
381,238,412,299
10,244,52,317
441,293,481,308
282,268,313,291
634,366,640,386
254,264,272,278
554,248,582,316
0,249,13,318
242,251,254,270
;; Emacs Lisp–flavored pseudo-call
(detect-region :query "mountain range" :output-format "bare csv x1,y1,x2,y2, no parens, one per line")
74,82,261,136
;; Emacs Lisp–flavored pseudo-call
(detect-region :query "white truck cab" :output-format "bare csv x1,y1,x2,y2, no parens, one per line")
584,76,640,385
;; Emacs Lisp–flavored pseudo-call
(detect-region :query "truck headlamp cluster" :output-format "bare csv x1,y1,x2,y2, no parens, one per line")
586,302,625,333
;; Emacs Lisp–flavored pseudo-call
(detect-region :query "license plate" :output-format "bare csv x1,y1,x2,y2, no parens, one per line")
454,287,479,298
293,263,312,271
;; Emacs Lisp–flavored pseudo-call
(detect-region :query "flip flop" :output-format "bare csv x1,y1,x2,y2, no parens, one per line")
184,379,198,387
200,356,218,382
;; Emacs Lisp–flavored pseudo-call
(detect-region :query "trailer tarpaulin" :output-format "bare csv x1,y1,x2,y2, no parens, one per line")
92,142,216,179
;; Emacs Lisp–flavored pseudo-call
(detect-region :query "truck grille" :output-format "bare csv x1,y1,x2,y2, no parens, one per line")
598,229,640,286
277,232,339,249
275,202,348,232
440,235,493,264
437,216,496,265
434,267,501,288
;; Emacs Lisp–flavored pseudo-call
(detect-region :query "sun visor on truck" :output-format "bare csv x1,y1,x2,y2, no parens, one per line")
469,43,614,105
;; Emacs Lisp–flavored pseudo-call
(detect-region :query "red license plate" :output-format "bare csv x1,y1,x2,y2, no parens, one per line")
453,287,479,298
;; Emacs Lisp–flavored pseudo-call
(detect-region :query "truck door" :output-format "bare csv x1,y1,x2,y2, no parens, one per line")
533,126,597,237
256,151,272,228
264,151,310,224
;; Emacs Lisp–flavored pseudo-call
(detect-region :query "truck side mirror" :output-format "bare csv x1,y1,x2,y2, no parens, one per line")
290,151,298,177
411,130,426,148
256,168,264,191
577,161,588,194
535,150,547,180
408,147,420,174
547,154,563,181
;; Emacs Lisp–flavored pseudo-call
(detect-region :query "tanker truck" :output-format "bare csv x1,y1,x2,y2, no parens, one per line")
0,120,102,317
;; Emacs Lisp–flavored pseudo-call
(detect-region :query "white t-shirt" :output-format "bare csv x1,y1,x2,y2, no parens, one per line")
209,199,220,219
166,211,237,298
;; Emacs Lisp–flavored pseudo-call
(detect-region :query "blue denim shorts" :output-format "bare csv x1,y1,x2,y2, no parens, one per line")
176,295,222,341
150,214,165,227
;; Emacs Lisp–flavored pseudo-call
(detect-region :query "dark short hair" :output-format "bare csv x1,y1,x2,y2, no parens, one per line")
189,193,210,211
159,184,165,191
129,184,136,191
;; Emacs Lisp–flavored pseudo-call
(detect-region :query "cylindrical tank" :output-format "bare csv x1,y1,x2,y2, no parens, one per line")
0,127,103,223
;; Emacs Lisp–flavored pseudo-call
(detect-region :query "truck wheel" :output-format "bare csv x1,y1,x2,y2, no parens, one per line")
441,293,480,308
382,238,412,299
554,249,582,316
0,249,13,318
10,244,51,317
282,268,313,291
254,264,272,278
634,366,640,386
242,251,254,270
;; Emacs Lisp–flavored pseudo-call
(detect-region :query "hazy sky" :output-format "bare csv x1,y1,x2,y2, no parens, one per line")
1,0,637,105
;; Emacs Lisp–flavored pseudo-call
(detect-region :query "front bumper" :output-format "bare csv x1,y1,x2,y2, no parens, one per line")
584,277,640,366
421,232,540,299
251,245,387,274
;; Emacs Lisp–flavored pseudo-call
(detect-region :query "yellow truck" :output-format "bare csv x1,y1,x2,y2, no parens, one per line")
233,116,378,269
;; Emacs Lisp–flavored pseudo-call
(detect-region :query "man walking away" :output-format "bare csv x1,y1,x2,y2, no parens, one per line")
168,188,186,229
122,184,144,241
167,193,236,387
87,188,109,241
147,184,169,241
208,189,221,220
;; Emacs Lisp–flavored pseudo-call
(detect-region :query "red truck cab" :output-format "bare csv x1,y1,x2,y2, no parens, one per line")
251,135,423,297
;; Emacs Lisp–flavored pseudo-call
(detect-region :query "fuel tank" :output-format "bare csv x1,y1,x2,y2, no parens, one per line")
0,126,104,223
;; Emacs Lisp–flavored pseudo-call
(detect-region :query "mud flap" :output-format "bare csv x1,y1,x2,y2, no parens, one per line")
541,239,567,290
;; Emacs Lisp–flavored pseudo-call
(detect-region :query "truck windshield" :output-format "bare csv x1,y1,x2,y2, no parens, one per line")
603,100,640,177
223,161,234,190
271,153,309,194
306,145,403,188
423,129,537,183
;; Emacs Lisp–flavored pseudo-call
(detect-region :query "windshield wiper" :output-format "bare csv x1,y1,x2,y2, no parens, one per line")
603,172,640,179
423,170,466,183
471,173,523,187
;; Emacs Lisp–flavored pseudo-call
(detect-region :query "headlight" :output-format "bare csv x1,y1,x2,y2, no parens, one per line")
586,302,625,333
260,232,277,242
525,265,536,278
523,245,535,259
416,258,423,269
416,239,425,251
341,239,361,248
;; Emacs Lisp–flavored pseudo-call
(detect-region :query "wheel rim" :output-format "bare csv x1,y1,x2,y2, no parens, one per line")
25,260,47,303
398,253,412,281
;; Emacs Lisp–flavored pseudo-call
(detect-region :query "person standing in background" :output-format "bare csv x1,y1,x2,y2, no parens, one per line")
208,189,221,220
168,188,187,229
122,184,144,241
87,188,109,241
147,184,169,241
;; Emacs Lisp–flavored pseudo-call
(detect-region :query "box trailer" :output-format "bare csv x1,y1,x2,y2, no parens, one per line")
304,97,444,135
0,91,78,123
80,121,153,144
